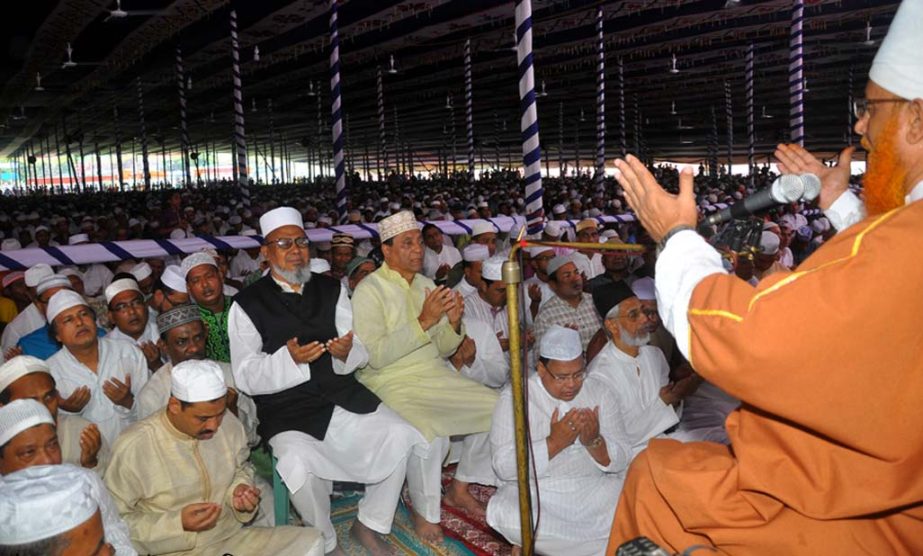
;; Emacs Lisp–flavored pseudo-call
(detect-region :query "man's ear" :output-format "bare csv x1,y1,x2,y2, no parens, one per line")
167,396,181,415
905,99,923,145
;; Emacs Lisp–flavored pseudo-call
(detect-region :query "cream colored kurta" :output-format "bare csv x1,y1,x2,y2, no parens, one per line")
105,410,322,556
59,413,112,477
353,262,499,440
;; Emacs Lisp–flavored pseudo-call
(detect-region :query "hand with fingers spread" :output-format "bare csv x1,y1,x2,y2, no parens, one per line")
231,484,262,513
103,375,133,409
547,407,580,459
613,155,698,243
78,424,102,469
139,341,162,370
574,407,602,447
286,338,326,364
325,331,354,361
528,283,542,303
444,290,465,332
774,143,856,210
60,386,91,413
181,502,221,532
4,346,22,361
418,286,452,331
435,263,451,280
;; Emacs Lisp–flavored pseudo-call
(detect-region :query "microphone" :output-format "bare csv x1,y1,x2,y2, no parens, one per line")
800,173,821,202
704,174,805,226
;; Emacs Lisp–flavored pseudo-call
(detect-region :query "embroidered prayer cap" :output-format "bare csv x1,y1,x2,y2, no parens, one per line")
131,262,152,282
378,210,420,243
525,245,555,258
797,225,814,242
1,238,20,251
104,278,141,305
24,263,53,288
0,464,99,546
539,325,582,361
310,258,331,273
161,265,187,293
482,256,505,282
46,290,89,323
470,221,495,237
259,207,303,238
35,274,72,296
630,277,656,302
156,304,201,334
345,256,374,278
180,252,217,279
869,0,923,100
67,233,90,245
592,281,636,320
547,253,577,277
0,398,54,447
543,221,563,238
331,233,355,249
1,271,24,289
759,231,780,256
575,219,598,233
0,356,51,398
171,359,227,403
462,243,490,263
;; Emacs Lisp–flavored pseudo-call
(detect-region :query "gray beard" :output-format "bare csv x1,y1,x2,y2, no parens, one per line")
620,328,650,347
274,265,312,285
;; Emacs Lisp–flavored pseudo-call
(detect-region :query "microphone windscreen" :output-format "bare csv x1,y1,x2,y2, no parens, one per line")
801,173,821,201
772,174,805,203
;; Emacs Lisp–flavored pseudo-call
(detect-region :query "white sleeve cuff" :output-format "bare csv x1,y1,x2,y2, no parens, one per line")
824,191,866,232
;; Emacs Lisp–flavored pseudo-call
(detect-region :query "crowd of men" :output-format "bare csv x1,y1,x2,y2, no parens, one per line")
2,0,922,551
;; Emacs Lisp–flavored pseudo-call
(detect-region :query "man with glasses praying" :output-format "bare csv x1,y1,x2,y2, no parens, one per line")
487,324,631,556
105,278,161,371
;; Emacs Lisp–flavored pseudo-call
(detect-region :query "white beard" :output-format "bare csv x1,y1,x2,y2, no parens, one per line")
275,264,312,285
620,328,650,347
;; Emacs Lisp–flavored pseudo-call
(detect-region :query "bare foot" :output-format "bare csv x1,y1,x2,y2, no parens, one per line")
350,521,395,556
443,479,487,519
411,509,444,544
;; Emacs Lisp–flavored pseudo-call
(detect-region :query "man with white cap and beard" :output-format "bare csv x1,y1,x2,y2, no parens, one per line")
0,400,135,554
487,325,631,556
104,278,161,371
607,1,923,551
229,206,431,555
0,355,109,475
452,243,489,299
0,263,53,358
46,290,149,446
105,360,323,556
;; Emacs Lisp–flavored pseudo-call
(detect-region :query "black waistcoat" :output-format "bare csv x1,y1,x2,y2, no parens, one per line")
233,274,380,442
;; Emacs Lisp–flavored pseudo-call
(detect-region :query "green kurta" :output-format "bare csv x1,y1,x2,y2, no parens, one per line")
353,262,499,441
105,410,321,556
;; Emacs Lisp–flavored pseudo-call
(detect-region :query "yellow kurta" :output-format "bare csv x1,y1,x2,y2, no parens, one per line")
353,262,499,440
105,410,321,556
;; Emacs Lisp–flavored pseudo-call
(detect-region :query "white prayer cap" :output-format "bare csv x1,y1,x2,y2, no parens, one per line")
0,398,54,447
34,225,49,233
1,238,20,251
543,221,563,238
462,243,490,263
539,325,582,361
171,359,227,403
57,267,82,280
631,277,656,301
318,215,333,225
128,218,141,227
131,262,152,282
24,264,53,289
869,0,923,100
104,278,141,304
0,356,51,396
547,253,576,276
161,265,187,293
35,274,71,296
525,245,555,258
600,229,620,241
378,210,420,242
180,252,216,279
309,258,331,274
2,271,24,289
259,207,302,238
68,233,89,245
470,221,495,237
552,203,566,215
169,228,187,240
240,228,259,237
759,231,780,256
46,290,88,323
482,256,504,281
0,464,99,545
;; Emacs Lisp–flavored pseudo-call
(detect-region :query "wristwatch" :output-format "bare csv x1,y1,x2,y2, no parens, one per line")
657,224,695,251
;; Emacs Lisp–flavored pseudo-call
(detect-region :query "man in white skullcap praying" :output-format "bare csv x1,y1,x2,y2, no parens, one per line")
487,325,631,556
452,243,489,299
104,278,161,371
0,399,135,554
105,359,324,556
0,263,54,358
532,253,601,353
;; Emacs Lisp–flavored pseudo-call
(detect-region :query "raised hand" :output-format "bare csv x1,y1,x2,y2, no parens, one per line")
419,286,453,331
139,342,161,370
325,331,354,362
231,484,261,513
60,386,91,413
547,407,580,459
286,338,326,364
574,407,601,446
4,346,23,361
78,424,102,469
445,290,465,331
103,375,133,409
774,144,855,210
614,155,698,242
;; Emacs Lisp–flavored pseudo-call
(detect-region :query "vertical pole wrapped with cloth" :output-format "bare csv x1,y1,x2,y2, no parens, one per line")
724,80,733,174
377,68,386,179
746,43,755,188
709,105,719,177
618,57,626,157
136,76,151,190
595,6,606,190
176,46,192,187
847,66,854,147
328,0,348,223
789,0,805,146
230,9,250,206
516,0,544,234
465,38,475,184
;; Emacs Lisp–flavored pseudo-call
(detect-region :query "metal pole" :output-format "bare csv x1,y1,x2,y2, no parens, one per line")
594,6,606,188
328,0,349,222
725,80,733,173
176,46,192,186
789,0,805,146
746,44,755,188
136,76,151,190
465,38,475,183
377,68,386,179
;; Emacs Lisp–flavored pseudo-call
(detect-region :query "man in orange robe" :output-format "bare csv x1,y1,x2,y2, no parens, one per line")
605,0,923,552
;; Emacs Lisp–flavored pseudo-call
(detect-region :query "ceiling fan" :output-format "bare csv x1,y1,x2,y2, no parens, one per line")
105,0,164,22
61,43,102,69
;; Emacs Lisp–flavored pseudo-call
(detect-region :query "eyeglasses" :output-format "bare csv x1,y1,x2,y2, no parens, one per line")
852,98,910,119
269,237,310,250
112,297,145,313
619,308,658,322
546,370,586,383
